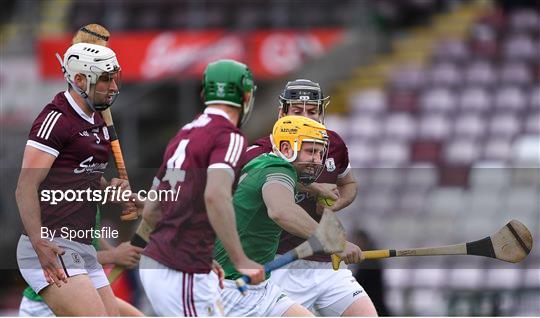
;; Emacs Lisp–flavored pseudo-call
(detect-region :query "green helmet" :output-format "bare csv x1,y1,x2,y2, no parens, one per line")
202,59,255,127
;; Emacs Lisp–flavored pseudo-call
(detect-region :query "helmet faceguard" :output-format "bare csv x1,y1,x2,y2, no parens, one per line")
55,43,121,112
202,59,256,128
278,79,330,124
271,116,329,185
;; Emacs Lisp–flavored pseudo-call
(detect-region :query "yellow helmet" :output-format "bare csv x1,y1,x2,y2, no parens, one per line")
271,116,329,184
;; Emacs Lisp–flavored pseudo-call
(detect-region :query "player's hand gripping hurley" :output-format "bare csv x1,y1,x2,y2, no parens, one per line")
235,210,346,295
101,109,138,221
331,219,533,270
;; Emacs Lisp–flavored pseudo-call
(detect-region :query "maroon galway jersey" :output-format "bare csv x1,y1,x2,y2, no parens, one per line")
26,91,110,244
144,108,247,273
244,129,351,262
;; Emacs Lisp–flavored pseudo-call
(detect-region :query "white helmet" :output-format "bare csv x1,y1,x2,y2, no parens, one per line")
56,43,121,111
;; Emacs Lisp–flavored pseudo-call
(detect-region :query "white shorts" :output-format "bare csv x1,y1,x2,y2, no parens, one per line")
220,278,295,317
19,296,54,317
268,258,368,316
139,255,223,317
16,235,109,294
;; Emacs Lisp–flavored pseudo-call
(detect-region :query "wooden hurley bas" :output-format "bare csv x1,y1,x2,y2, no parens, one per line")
332,219,533,270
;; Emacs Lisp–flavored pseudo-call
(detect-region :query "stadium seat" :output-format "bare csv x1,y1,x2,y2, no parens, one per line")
420,87,456,113
494,86,527,112
409,288,447,316
418,114,452,141
482,137,513,162
499,61,533,86
375,140,410,167
383,112,416,140
389,64,426,90
459,86,491,113
502,34,538,61
349,115,382,140
448,268,484,289
438,165,470,187
403,163,438,189
410,140,442,163
348,140,376,167
429,62,462,88
453,113,487,139
432,39,469,63
484,268,522,289
387,89,419,113
369,168,403,190
396,188,429,216
524,112,540,134
529,86,540,110
464,60,497,87
350,89,387,114
488,112,521,138
445,139,481,165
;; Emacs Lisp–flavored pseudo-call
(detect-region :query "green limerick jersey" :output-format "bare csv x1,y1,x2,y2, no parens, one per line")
23,208,102,302
213,153,297,280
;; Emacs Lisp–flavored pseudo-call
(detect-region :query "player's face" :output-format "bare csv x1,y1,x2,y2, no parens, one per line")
283,103,320,122
297,141,325,165
92,71,121,106
294,141,326,184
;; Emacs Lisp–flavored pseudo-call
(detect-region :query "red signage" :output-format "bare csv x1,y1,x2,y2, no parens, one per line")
37,29,343,82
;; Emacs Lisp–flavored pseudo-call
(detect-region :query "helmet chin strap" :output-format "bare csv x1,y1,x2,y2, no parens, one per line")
55,53,112,112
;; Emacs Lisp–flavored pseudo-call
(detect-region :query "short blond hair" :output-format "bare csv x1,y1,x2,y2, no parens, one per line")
72,23,110,47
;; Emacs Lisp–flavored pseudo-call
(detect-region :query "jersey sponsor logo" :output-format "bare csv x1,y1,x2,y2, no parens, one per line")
37,111,62,140
79,130,90,137
224,133,244,167
74,156,109,174
325,158,336,172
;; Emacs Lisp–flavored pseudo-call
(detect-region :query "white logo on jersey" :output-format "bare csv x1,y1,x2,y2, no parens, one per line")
79,131,90,137
74,156,108,174
325,158,336,172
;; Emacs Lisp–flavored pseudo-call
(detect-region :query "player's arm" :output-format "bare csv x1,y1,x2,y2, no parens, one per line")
141,183,163,229
15,146,67,287
205,169,248,265
263,183,318,239
331,171,357,212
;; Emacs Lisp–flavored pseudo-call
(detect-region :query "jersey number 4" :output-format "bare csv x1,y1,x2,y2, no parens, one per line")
163,139,189,191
